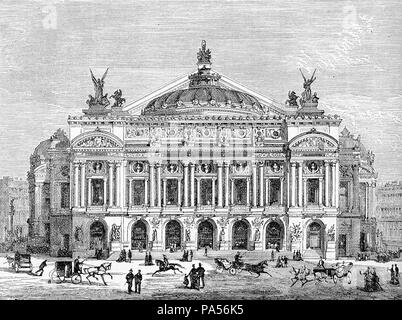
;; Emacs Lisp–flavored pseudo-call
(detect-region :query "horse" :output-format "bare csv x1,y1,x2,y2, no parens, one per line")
243,260,272,278
152,259,184,276
4,255,14,268
290,265,313,287
83,262,113,285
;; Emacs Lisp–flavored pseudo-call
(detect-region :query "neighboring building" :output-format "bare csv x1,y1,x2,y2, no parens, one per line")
375,181,402,251
0,176,29,244
30,41,377,259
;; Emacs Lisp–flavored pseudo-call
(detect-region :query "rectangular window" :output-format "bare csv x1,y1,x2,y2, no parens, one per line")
60,183,70,208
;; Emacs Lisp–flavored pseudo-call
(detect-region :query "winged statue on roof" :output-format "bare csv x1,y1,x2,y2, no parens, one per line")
86,68,110,107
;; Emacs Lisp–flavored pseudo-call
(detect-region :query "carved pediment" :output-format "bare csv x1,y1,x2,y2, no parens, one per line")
75,136,120,148
290,132,338,151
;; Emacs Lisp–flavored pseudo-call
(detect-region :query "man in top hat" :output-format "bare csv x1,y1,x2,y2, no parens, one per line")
134,270,142,294
34,260,47,276
125,269,134,294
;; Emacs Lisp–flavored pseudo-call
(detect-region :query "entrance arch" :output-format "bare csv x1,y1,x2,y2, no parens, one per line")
197,220,215,249
131,220,148,250
232,220,250,250
265,221,284,250
89,221,107,250
165,220,182,249
307,221,324,250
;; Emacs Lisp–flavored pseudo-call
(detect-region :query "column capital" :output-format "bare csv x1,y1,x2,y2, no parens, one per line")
324,160,330,166
216,160,224,166
290,162,297,167
181,159,191,166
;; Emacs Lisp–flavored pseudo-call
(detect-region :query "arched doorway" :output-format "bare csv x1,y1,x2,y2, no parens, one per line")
265,221,283,249
198,220,214,249
232,220,249,250
165,220,181,249
89,221,106,250
307,222,323,250
131,220,148,250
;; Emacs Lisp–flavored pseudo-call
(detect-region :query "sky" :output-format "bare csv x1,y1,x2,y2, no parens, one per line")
0,0,401,183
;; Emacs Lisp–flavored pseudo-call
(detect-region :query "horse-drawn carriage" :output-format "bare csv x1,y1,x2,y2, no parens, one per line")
49,259,82,284
6,253,33,273
49,258,112,285
313,262,353,284
214,258,271,277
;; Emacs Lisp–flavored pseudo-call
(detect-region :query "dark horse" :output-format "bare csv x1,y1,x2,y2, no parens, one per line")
243,260,272,278
152,260,184,276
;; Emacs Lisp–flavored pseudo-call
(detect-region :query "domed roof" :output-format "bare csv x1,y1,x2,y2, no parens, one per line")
142,41,265,117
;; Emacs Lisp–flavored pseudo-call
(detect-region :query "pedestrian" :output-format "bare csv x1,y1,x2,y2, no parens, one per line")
389,265,396,284
196,263,205,288
275,243,280,252
188,264,199,290
134,270,142,294
122,248,127,262
144,251,149,265
270,249,275,262
128,249,132,263
148,251,153,265
189,250,193,262
283,256,288,268
125,269,134,294
204,246,208,257
34,260,47,276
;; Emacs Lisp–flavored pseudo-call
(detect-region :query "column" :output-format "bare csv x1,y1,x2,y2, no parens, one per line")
217,163,223,207
87,178,92,206
183,163,189,207
298,162,303,207
122,162,127,207
291,163,296,207
128,179,133,207
231,178,234,205
80,162,86,207
246,178,250,206
144,178,149,206
109,162,114,206
280,177,284,206
149,164,155,207
102,178,107,207
74,163,79,207
116,163,121,207
157,164,161,207
332,162,336,207
303,178,307,207
162,179,167,207
365,182,369,219
265,179,269,206
352,164,359,211
324,161,330,207
335,161,339,209
318,178,323,206
197,178,201,207
212,179,216,207
190,164,195,207
252,163,257,207
259,163,264,207
178,179,182,207
225,163,230,207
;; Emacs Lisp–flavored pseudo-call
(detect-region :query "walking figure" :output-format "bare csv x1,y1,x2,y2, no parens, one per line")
134,270,142,294
204,246,208,257
125,269,134,294
127,249,132,263
189,250,193,262
196,263,205,288
33,260,47,276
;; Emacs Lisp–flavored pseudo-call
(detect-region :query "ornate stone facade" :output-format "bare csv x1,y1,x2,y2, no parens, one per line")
30,42,377,259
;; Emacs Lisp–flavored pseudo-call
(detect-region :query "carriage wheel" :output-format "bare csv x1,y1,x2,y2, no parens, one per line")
229,267,237,275
50,270,65,284
347,272,352,284
71,274,82,285
216,266,223,273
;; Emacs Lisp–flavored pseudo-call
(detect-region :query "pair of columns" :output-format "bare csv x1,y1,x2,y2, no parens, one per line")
73,161,126,208
290,160,339,207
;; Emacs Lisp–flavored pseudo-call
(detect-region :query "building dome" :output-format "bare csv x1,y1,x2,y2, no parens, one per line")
142,41,265,117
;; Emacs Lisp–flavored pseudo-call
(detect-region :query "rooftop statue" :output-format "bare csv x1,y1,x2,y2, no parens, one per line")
111,89,126,108
197,40,212,64
299,68,317,105
86,68,110,107
286,90,299,107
